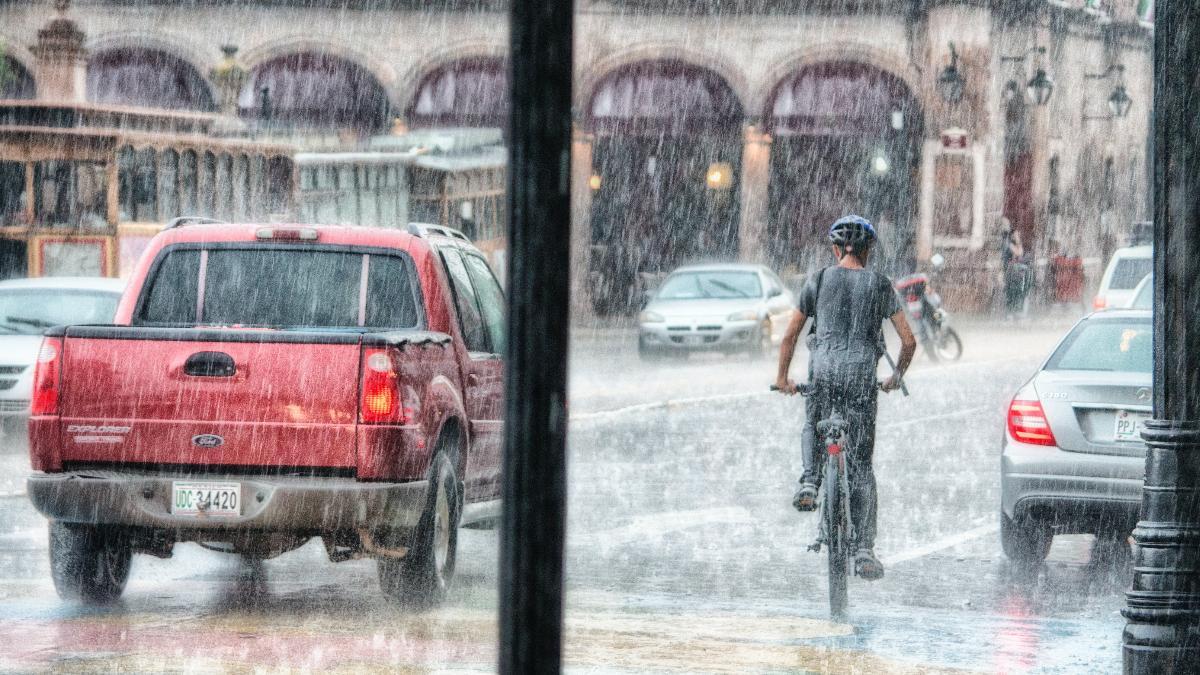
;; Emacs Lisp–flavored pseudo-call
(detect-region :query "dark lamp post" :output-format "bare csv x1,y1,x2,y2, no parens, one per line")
1108,84,1133,118
937,43,965,104
1026,69,1054,107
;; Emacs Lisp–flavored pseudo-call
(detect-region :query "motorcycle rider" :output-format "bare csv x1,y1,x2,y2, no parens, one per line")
774,215,917,580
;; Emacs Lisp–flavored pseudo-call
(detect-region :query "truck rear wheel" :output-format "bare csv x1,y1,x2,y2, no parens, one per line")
49,522,132,604
378,452,461,608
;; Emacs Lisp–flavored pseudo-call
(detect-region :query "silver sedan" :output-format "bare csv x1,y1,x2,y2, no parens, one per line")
0,277,125,436
637,264,795,360
1000,309,1151,563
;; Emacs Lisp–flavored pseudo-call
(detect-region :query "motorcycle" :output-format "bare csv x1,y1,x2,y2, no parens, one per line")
894,254,963,362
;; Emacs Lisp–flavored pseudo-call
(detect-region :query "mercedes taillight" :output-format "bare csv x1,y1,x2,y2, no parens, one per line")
30,337,63,416
1006,386,1057,447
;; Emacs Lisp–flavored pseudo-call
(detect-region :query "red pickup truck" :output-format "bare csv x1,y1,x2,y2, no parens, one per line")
27,221,505,606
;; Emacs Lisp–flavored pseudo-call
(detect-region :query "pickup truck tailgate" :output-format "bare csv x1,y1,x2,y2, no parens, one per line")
58,332,361,469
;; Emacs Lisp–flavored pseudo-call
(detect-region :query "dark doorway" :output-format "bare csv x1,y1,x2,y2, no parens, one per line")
766,62,922,276
87,48,214,111
1,56,36,99
407,57,507,129
1004,97,1035,256
240,53,390,134
586,59,744,314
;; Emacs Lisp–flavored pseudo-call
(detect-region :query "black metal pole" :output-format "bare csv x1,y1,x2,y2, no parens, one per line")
1123,2,1200,671
500,0,573,673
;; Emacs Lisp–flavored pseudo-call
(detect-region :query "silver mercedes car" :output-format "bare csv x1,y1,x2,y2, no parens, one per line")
1000,309,1151,563
637,263,795,360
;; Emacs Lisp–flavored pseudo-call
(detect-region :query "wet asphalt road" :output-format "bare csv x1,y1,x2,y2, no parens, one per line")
0,317,1132,673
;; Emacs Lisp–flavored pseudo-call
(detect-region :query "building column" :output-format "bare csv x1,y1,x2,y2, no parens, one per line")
571,127,595,320
738,124,771,263
30,2,88,103
1123,2,1200,672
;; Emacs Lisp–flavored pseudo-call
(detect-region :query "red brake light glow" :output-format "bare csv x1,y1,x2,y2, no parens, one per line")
31,337,63,416
256,227,319,241
359,348,409,424
1093,295,1107,310
1007,394,1057,447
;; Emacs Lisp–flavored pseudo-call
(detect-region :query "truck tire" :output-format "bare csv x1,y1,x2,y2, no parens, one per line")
1000,512,1052,564
378,451,461,608
49,522,132,603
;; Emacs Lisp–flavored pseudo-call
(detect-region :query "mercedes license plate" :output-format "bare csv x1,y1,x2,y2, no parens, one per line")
1114,410,1150,443
172,481,241,517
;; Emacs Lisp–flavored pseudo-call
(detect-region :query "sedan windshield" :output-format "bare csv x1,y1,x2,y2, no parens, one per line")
1046,319,1152,373
0,289,120,335
656,271,762,300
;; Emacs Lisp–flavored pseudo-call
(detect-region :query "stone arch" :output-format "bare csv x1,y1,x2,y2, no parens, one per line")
394,41,507,120
86,32,215,77
239,51,391,132
404,54,508,129
578,44,750,124
240,37,398,108
760,56,926,274
583,57,746,135
87,44,215,111
754,43,929,127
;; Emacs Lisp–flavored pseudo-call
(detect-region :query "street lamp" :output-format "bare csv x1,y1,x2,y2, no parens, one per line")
1083,65,1132,121
1026,68,1054,106
1108,84,1133,118
936,43,965,104
1000,46,1053,107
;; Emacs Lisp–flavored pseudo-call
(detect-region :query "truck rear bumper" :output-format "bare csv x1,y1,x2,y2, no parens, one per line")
28,469,429,533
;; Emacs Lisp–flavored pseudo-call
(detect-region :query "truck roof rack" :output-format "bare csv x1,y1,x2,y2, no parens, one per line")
406,222,472,242
165,216,227,230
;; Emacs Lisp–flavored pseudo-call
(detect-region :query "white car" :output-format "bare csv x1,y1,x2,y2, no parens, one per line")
637,263,795,360
1093,245,1152,311
1127,273,1152,310
0,277,125,434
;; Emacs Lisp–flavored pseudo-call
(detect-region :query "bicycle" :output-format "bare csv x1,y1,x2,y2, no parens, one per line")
773,377,904,619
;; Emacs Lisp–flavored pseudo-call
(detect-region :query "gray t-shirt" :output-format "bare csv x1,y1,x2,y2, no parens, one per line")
798,266,901,371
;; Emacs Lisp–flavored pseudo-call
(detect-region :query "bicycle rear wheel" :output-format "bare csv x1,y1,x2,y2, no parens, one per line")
825,454,849,618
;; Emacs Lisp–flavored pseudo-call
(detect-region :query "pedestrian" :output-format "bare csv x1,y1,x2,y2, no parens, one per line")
1001,224,1028,320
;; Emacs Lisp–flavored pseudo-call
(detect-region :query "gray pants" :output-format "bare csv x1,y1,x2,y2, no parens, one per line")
800,366,879,550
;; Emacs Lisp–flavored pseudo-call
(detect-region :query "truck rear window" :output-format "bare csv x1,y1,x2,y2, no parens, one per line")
136,247,422,329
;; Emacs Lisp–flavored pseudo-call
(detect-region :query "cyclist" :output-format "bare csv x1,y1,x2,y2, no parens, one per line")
773,214,917,581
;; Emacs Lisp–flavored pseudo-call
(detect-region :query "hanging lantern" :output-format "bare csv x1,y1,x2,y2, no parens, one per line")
1108,85,1133,118
1026,68,1054,106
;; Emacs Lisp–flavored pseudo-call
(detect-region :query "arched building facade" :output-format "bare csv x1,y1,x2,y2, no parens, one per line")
0,0,1153,312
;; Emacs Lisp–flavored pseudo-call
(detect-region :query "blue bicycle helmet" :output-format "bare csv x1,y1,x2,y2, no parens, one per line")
828,215,877,248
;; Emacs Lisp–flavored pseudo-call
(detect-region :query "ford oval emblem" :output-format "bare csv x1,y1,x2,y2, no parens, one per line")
192,434,224,449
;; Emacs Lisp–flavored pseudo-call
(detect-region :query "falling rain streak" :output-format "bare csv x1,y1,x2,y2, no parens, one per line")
0,0,1163,672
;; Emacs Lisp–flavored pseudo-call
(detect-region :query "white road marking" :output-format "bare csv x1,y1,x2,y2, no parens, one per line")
881,521,998,567
571,355,1036,422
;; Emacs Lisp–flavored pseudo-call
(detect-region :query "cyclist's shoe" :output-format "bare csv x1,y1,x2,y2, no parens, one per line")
854,548,885,581
792,482,819,512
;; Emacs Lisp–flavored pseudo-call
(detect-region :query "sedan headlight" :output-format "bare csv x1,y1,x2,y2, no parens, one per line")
639,310,665,323
727,309,759,322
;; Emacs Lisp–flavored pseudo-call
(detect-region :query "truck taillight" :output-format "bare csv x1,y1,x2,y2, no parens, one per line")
1007,388,1057,447
1093,295,1107,310
31,337,63,416
359,348,410,424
